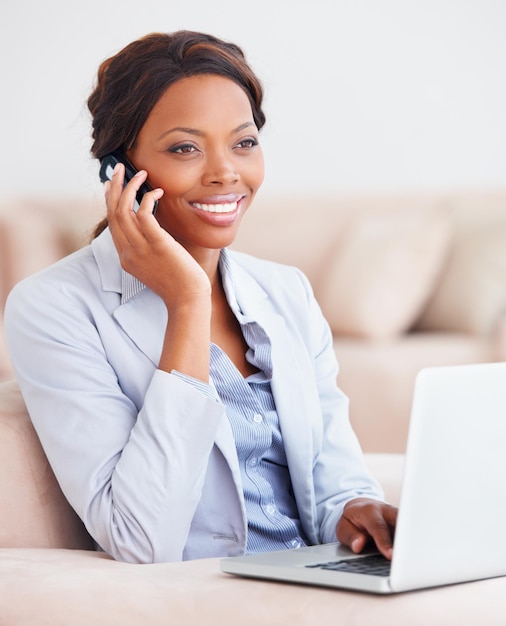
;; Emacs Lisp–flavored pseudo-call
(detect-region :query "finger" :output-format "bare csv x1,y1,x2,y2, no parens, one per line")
110,169,150,246
105,162,125,216
136,187,165,229
105,163,133,251
383,504,398,528
134,191,167,249
336,517,369,554
336,500,397,560
120,169,149,217
366,513,395,560
363,503,397,559
105,163,128,237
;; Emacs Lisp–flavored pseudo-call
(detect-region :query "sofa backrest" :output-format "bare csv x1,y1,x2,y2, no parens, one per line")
0,379,94,550
232,191,444,289
232,190,506,342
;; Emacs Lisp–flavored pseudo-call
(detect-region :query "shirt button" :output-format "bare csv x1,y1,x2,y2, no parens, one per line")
265,504,276,515
253,413,263,423
249,457,258,467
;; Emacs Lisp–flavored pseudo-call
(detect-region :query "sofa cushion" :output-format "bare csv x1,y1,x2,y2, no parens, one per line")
317,208,452,339
416,209,506,334
5,534,504,626
0,380,94,549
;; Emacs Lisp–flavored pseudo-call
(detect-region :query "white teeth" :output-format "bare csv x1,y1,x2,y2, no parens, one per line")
193,201,238,213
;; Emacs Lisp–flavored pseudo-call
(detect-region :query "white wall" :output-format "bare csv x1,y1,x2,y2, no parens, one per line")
1,0,505,202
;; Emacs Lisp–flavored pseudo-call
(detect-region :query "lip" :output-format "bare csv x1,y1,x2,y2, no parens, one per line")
190,193,244,205
189,194,246,226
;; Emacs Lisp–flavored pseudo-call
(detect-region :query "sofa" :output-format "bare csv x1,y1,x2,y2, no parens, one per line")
2,378,506,624
1,190,505,454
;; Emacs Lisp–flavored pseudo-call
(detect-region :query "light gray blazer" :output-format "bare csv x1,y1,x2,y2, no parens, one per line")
5,228,382,563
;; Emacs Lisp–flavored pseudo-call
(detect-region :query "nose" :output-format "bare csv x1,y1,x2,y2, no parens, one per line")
202,150,239,186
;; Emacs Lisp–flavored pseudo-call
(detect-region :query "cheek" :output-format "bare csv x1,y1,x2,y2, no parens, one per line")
152,168,194,198
247,154,265,190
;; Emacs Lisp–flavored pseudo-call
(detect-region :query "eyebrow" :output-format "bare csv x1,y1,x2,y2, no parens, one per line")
157,121,256,141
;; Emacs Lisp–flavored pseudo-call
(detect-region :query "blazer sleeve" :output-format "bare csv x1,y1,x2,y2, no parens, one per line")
291,267,385,543
4,268,226,564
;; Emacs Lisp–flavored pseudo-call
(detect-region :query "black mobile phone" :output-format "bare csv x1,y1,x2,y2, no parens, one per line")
99,151,158,214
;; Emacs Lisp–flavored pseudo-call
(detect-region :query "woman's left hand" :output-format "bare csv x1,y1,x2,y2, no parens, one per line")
336,498,398,560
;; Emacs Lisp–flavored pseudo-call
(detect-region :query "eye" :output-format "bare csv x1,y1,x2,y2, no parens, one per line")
169,143,199,154
235,137,259,150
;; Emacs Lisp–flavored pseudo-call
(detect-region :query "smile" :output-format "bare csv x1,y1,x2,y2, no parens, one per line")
192,201,238,214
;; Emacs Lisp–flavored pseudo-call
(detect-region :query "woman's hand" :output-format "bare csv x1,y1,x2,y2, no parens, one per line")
336,498,398,560
104,163,213,381
104,163,211,306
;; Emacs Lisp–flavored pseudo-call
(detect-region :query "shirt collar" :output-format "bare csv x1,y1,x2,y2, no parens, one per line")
121,248,242,308
91,227,146,304
92,228,264,310
120,272,145,304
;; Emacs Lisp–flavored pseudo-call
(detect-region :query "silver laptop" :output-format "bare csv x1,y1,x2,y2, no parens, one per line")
221,362,506,594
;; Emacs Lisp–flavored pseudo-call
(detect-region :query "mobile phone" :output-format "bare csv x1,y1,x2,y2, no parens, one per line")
99,151,158,214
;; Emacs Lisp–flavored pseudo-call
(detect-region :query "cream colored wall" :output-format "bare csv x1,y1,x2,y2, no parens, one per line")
1,0,505,202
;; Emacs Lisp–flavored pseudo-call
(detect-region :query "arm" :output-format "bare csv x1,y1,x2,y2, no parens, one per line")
297,269,397,558
4,168,225,563
5,273,225,563
105,164,213,382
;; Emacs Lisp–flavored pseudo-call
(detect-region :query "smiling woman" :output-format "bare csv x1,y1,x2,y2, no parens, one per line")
88,31,266,239
4,30,396,565
125,74,264,252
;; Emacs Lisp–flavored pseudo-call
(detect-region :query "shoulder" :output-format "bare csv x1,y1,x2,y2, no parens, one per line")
227,249,313,298
6,245,104,313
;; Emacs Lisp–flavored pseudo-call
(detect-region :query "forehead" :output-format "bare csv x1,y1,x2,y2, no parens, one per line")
144,74,254,133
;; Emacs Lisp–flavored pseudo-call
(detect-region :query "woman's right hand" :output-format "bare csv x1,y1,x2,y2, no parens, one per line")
104,162,212,307
105,163,213,381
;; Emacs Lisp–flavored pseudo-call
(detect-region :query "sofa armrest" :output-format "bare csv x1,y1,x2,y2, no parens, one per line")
0,380,94,549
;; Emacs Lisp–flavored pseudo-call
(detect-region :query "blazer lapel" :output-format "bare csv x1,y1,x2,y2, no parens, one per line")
266,315,319,533
92,228,167,366
227,255,318,532
113,290,168,366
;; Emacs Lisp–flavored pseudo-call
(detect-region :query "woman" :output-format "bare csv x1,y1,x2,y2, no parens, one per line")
5,31,397,564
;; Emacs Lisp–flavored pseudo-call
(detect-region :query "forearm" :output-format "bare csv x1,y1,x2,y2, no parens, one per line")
158,297,212,382
88,371,224,563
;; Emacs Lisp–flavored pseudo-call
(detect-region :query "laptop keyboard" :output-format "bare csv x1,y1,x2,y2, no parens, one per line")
306,554,391,577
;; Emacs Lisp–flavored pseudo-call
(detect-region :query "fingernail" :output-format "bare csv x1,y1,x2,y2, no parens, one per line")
351,538,361,553
113,163,121,175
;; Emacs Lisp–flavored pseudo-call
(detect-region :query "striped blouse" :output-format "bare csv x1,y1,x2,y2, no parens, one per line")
175,253,308,553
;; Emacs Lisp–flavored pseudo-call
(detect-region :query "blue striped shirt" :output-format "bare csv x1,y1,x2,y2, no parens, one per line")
174,252,308,553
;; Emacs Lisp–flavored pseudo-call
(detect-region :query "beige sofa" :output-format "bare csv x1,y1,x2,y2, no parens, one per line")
2,378,506,624
1,190,505,453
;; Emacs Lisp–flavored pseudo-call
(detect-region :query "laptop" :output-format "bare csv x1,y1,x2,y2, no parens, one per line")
221,362,506,594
